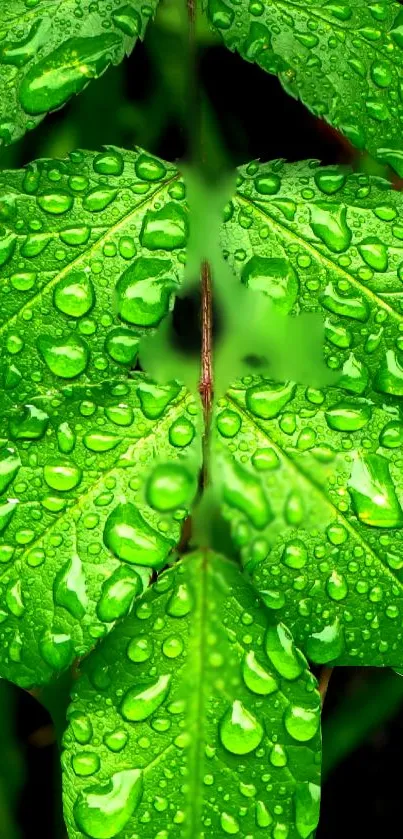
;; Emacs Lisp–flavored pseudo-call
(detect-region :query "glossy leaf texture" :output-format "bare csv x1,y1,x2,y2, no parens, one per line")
0,146,199,687
0,0,158,147
62,552,321,839
206,0,403,176
214,159,403,667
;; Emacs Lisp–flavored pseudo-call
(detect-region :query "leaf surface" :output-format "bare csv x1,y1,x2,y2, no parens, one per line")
0,146,198,687
214,159,403,666
0,0,157,146
207,0,403,175
62,552,321,839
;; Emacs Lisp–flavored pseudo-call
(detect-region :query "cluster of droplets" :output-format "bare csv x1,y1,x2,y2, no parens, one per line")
63,557,320,839
214,356,403,666
0,373,200,683
207,0,403,177
0,147,188,408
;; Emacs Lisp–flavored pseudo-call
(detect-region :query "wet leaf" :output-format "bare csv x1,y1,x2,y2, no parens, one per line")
207,0,403,176
62,552,321,839
0,0,157,146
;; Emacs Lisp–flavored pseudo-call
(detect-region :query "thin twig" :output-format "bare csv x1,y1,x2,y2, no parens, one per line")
199,260,213,485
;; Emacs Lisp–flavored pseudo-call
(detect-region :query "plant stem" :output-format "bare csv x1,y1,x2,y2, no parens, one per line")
199,259,213,485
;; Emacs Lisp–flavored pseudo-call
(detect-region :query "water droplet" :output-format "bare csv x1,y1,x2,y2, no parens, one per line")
69,711,93,745
326,571,348,601
93,149,124,176
140,203,188,250
245,380,295,419
103,502,170,569
54,553,87,619
6,580,25,617
241,256,298,312
283,703,320,742
0,447,20,494
162,636,184,658
146,463,195,512
222,459,273,528
56,421,76,453
169,416,195,447
121,674,171,721
37,334,89,378
105,328,139,365
115,257,174,326
242,650,278,695
72,752,100,777
216,409,241,438
380,421,403,448
220,812,240,834
256,800,273,828
310,203,351,253
219,700,263,755
44,460,82,491
103,729,128,753
325,400,371,431
54,272,95,317
320,281,369,322
0,500,18,534
20,35,121,115
306,618,345,663
281,540,307,569
265,623,304,680
137,381,180,419
39,630,72,670
295,782,321,839
166,582,193,617
374,350,403,396
83,188,117,212
37,192,73,215
73,769,143,839
127,636,153,663
97,566,141,622
135,154,166,181
348,454,403,528
9,404,49,440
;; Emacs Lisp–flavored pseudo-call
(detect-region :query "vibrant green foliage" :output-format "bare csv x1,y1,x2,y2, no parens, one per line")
0,147,202,686
207,0,403,175
0,0,157,147
62,552,321,839
213,158,403,666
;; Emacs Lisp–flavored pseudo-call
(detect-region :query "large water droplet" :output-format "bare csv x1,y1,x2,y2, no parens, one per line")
9,404,49,440
265,623,304,679
140,203,188,250
241,256,298,313
242,651,278,695
146,463,195,512
37,334,89,378
374,350,403,396
310,203,352,253
19,35,121,115
115,257,174,326
39,629,73,670
222,459,273,528
325,400,371,431
283,703,320,742
219,700,263,755
44,460,82,491
295,782,321,839
245,380,295,419
348,454,403,528
121,674,171,721
54,272,95,317
73,769,143,839
103,503,170,569
0,447,20,494
306,618,345,663
54,553,87,619
97,566,141,622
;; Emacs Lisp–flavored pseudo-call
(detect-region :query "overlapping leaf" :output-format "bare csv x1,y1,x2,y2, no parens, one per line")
62,552,321,839
215,159,403,666
0,0,158,147
0,146,202,687
206,0,403,175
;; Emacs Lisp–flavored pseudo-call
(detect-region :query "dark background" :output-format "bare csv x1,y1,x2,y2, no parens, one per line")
1,14,403,839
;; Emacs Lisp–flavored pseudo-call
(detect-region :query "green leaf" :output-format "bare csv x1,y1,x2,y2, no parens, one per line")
0,1,158,147
214,159,403,667
0,146,186,408
62,552,321,839
0,146,200,687
206,0,403,175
